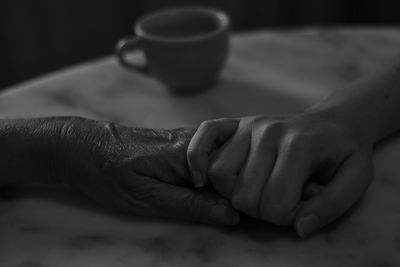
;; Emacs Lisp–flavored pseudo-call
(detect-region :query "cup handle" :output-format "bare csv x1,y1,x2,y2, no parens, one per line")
116,37,148,74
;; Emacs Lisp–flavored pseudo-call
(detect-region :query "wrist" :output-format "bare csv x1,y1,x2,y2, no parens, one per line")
305,100,376,147
309,62,400,144
0,117,75,186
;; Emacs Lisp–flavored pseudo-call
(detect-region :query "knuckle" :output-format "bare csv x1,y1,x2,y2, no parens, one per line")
251,115,265,127
199,120,218,132
252,116,284,130
251,117,266,131
214,117,233,123
284,132,310,154
253,121,285,147
265,121,286,134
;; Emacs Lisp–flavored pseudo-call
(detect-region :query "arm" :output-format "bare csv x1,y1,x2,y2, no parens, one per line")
311,60,400,144
0,116,238,225
0,117,70,187
187,60,400,237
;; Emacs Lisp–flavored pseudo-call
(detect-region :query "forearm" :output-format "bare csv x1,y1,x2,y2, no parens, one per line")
310,59,400,144
0,117,73,186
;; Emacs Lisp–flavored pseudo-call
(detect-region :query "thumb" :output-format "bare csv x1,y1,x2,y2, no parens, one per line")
120,175,240,225
294,151,373,238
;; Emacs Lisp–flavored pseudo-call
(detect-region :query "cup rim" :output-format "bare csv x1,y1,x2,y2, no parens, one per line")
134,6,230,43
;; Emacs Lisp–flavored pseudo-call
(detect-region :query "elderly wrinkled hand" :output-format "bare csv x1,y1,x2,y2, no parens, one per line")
0,117,238,225
59,117,240,225
187,110,374,237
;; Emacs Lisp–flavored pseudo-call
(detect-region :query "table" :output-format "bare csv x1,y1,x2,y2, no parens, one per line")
1,28,400,267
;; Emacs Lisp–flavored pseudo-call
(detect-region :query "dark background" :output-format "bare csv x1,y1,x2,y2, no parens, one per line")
1,0,400,90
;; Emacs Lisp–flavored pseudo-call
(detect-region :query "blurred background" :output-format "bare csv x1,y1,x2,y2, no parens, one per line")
1,0,399,90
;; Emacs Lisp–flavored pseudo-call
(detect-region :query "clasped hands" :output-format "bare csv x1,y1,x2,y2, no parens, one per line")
9,108,372,238
187,110,373,237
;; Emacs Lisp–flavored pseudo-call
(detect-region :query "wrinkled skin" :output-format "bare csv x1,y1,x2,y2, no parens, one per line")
57,117,238,224
187,111,374,237
0,117,238,225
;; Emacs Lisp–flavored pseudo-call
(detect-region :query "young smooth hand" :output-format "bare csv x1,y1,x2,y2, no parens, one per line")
187,110,374,237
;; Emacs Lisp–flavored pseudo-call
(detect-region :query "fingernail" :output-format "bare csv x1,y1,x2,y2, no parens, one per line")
296,214,320,238
192,171,205,188
210,204,239,225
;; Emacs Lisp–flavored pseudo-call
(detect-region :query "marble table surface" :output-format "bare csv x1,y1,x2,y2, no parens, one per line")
1,28,400,267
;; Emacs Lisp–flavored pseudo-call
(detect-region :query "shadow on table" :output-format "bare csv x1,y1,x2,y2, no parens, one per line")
0,181,356,249
0,183,299,241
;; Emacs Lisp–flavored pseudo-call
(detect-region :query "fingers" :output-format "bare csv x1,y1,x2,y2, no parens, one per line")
294,150,373,238
208,127,251,198
259,138,314,226
120,175,240,225
231,127,278,217
187,119,238,188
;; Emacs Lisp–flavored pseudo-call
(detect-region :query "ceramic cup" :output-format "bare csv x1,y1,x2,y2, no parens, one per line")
116,7,230,93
